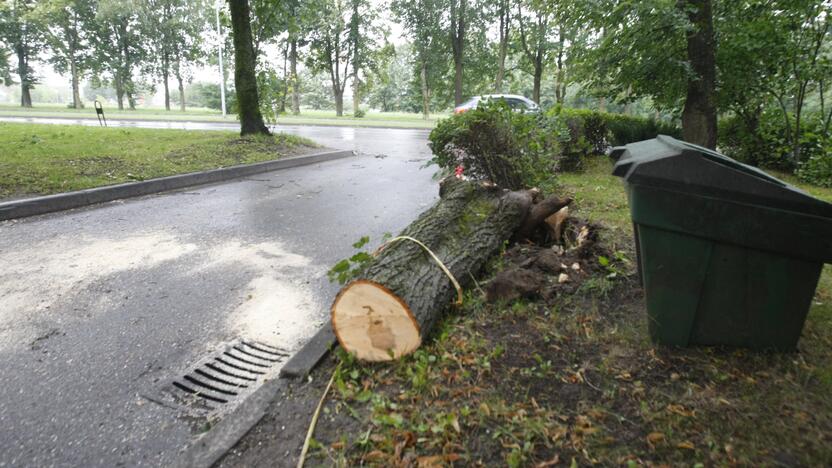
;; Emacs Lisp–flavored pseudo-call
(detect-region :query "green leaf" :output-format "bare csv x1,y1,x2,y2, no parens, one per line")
352,236,370,249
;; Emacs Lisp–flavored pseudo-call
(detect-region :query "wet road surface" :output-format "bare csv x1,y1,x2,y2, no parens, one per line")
0,124,437,466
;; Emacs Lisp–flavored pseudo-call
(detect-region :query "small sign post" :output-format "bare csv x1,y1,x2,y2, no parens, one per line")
94,100,107,127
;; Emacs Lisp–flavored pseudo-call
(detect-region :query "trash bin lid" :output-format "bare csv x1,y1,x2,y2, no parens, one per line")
612,135,832,219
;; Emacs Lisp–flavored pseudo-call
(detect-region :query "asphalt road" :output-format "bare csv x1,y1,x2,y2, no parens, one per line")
0,124,438,467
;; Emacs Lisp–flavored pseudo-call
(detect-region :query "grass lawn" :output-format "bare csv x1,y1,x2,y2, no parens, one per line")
0,122,317,199
0,104,443,129
280,157,832,466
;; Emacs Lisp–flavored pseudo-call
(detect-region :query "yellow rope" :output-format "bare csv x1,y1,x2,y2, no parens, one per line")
296,365,338,468
378,235,463,307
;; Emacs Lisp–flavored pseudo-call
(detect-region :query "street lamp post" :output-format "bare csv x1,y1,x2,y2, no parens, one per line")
216,0,227,117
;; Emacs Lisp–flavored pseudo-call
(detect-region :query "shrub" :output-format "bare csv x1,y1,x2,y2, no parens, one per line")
718,111,831,175
429,101,561,189
354,108,366,118
796,152,832,187
552,108,681,170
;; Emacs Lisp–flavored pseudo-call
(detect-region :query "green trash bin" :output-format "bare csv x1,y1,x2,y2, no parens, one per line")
611,135,832,350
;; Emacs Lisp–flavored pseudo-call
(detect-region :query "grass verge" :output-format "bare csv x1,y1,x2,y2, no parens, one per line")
292,157,832,466
0,122,317,199
0,105,443,129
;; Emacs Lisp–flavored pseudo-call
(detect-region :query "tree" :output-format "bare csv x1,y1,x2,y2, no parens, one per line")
679,0,717,148
308,0,351,116
0,0,42,107
228,0,269,135
32,0,95,109
448,0,467,106
142,0,208,111
392,0,445,118
494,0,511,92
515,0,553,104
347,0,385,116
93,0,145,110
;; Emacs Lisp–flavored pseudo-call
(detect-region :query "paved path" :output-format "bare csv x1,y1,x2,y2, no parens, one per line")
0,125,437,466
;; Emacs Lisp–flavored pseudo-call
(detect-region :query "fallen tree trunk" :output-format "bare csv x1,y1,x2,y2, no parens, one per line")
331,177,570,361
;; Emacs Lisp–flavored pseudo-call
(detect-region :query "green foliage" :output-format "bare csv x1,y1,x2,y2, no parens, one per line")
797,151,832,188
353,108,366,118
428,100,561,189
719,111,832,176
553,107,681,171
328,236,376,285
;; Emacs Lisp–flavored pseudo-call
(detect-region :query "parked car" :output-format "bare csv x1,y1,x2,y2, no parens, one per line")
453,94,540,114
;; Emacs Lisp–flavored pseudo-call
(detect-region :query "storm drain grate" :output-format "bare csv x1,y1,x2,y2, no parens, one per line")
162,340,290,415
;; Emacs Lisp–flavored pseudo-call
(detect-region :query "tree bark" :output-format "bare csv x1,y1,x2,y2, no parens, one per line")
494,0,509,92
532,62,542,104
450,0,466,106
554,29,565,105
162,53,171,111
680,0,717,149
228,0,270,136
331,178,570,361
334,89,344,116
115,74,125,110
16,46,32,108
290,39,300,115
177,73,186,111
420,59,430,120
70,59,83,109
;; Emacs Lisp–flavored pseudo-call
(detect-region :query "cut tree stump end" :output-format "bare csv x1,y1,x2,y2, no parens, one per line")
331,279,422,361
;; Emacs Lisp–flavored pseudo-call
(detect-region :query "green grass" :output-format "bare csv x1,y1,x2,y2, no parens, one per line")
0,122,316,198
0,104,444,129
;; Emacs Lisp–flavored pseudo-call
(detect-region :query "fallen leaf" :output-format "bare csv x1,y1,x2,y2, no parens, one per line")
536,455,560,467
364,450,387,462
646,432,665,448
451,415,461,433
677,441,695,450
666,404,695,418
330,441,345,450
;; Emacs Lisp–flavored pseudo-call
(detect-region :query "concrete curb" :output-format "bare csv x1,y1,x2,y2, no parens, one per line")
0,149,354,221
173,326,337,468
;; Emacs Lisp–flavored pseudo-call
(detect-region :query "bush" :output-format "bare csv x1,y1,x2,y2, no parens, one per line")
354,108,366,118
429,101,561,189
796,152,832,187
718,111,831,176
553,108,681,169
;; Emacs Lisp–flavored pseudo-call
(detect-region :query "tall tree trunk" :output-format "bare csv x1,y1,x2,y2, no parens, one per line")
177,73,186,112
162,54,171,111
680,0,717,149
420,59,430,120
450,0,466,106
70,59,83,109
290,39,300,115
115,74,125,110
334,88,344,116
494,0,509,92
228,0,270,135
532,62,542,104
453,57,463,106
16,46,32,108
554,29,565,105
127,91,136,110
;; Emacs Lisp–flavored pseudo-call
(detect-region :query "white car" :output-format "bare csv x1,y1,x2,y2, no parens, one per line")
453,94,541,114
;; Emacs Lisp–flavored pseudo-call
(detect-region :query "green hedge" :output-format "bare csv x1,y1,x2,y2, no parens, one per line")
548,107,680,171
